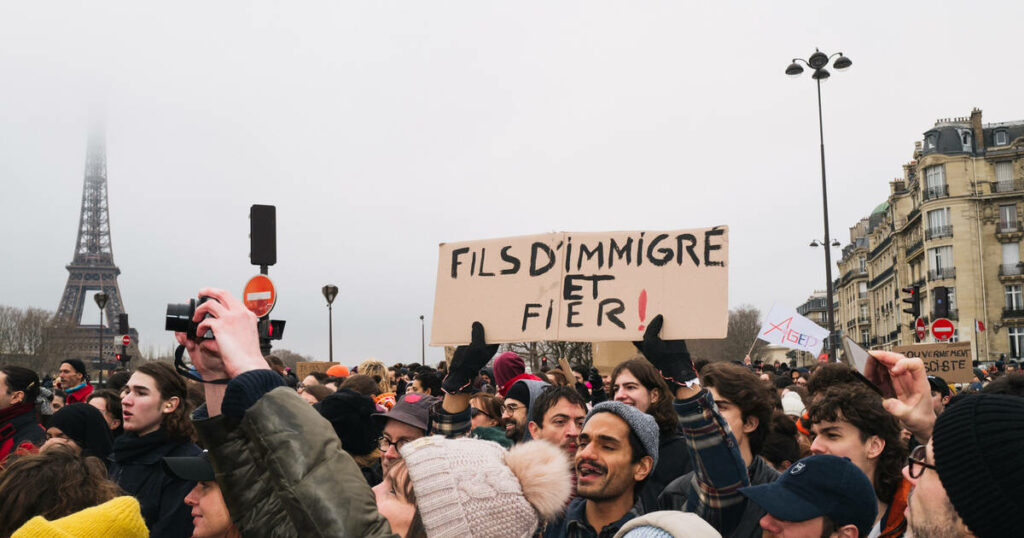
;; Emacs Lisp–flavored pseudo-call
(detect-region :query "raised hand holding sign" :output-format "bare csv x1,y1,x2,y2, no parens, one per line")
632,314,697,390
442,322,499,394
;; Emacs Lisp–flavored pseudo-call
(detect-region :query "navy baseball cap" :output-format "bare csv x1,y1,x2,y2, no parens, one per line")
739,454,876,536
163,451,215,482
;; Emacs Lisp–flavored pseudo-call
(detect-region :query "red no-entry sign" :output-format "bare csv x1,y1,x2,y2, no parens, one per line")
243,275,277,317
121,335,131,346
931,318,955,341
915,318,927,340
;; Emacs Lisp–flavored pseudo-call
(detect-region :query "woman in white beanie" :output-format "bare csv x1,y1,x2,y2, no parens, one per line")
375,436,572,537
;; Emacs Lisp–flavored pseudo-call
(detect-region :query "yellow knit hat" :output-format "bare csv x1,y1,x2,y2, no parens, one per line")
12,496,148,537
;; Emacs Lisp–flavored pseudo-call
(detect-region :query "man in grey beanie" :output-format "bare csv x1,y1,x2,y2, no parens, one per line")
543,400,659,537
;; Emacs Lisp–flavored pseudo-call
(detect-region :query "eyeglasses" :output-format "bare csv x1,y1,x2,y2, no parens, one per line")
470,408,493,420
502,403,524,414
907,444,937,479
377,437,411,452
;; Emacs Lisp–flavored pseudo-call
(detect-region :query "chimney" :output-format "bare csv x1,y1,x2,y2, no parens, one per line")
971,108,984,154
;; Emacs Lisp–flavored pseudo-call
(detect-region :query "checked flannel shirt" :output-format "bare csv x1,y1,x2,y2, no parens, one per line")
427,402,472,438
675,388,751,537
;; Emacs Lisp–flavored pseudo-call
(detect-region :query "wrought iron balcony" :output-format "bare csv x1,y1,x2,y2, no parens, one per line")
999,264,1024,278
857,315,870,323
1003,307,1024,319
923,184,949,200
928,267,956,281
925,225,953,240
905,239,924,256
991,179,1024,194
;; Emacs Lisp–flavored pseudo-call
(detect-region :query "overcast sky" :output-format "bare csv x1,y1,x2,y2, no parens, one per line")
2,1,1022,366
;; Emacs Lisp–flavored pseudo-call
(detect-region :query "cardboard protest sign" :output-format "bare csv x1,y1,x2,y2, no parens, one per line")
892,342,973,383
592,341,641,375
430,227,728,344
757,303,829,355
296,361,337,380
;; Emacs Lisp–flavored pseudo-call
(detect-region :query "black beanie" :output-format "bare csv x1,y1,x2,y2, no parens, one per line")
506,380,531,411
932,393,1024,537
50,403,113,461
62,359,88,378
317,389,382,456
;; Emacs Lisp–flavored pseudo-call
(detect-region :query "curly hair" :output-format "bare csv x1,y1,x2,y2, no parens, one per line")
359,359,392,394
0,445,122,535
133,362,195,442
700,362,776,455
808,383,907,504
611,357,679,438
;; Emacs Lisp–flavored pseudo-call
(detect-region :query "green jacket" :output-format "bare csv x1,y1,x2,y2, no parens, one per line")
193,387,397,538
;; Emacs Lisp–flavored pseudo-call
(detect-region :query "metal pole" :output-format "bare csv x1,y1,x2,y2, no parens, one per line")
816,78,837,361
328,303,334,363
420,315,425,365
99,307,103,370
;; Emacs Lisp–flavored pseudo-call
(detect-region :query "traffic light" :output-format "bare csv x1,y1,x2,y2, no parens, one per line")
934,286,949,318
249,205,277,267
902,285,920,319
115,353,122,362
118,313,129,334
258,319,286,340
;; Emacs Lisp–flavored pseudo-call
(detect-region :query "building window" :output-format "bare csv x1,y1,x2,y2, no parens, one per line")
1006,285,1022,310
925,133,938,149
858,256,866,272
929,245,954,279
961,130,972,151
924,165,947,199
860,329,870,345
927,208,952,239
1010,327,1024,358
995,130,1009,146
1000,205,1018,232
1003,242,1020,266
858,281,867,298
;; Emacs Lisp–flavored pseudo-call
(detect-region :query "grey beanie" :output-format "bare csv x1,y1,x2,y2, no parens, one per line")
586,401,660,469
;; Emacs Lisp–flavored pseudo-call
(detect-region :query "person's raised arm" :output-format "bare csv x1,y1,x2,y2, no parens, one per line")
869,350,935,443
633,315,700,400
439,322,497,417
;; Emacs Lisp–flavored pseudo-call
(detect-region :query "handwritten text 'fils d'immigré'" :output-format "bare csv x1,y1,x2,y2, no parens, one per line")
449,228,726,279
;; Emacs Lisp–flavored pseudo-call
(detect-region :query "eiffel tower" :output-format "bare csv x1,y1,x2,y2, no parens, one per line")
53,126,139,367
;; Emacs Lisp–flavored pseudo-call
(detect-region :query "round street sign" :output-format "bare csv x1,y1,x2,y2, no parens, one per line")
915,318,927,340
121,335,131,346
243,275,277,318
931,318,955,341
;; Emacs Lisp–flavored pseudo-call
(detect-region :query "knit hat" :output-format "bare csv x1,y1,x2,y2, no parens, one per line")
613,510,722,538
326,364,350,378
781,391,805,417
12,496,148,538
318,388,382,455
400,436,571,537
931,393,1024,538
61,359,87,377
586,401,660,469
49,403,113,461
493,352,526,388
506,380,531,408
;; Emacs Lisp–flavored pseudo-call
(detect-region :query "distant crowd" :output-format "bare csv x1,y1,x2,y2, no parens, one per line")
1,288,1022,537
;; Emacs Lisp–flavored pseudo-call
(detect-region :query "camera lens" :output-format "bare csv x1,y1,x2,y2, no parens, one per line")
165,302,194,332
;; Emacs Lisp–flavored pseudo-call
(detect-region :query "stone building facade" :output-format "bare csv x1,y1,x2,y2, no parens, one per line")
833,108,1024,361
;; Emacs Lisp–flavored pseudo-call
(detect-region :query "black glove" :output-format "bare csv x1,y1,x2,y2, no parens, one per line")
588,367,603,389
633,315,696,389
442,322,499,394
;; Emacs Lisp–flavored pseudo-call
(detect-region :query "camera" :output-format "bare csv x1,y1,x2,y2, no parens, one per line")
165,297,215,341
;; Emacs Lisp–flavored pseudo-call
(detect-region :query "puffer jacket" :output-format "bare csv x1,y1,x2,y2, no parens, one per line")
193,387,396,538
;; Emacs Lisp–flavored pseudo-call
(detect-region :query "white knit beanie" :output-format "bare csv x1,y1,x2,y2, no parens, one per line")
400,436,572,538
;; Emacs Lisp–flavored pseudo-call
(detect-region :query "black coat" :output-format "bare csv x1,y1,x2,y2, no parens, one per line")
0,407,45,462
109,430,201,538
636,431,693,514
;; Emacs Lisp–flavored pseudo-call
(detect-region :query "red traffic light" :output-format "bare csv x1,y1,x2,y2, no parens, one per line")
115,353,122,362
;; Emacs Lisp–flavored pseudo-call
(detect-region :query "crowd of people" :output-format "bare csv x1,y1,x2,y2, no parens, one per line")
1,287,1022,537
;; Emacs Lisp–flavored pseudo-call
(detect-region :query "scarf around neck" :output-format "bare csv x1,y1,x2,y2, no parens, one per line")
0,402,36,428
111,428,170,463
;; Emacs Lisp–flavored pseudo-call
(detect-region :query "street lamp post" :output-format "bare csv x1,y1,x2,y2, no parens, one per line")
419,315,425,366
94,292,108,368
787,48,852,361
322,285,338,363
